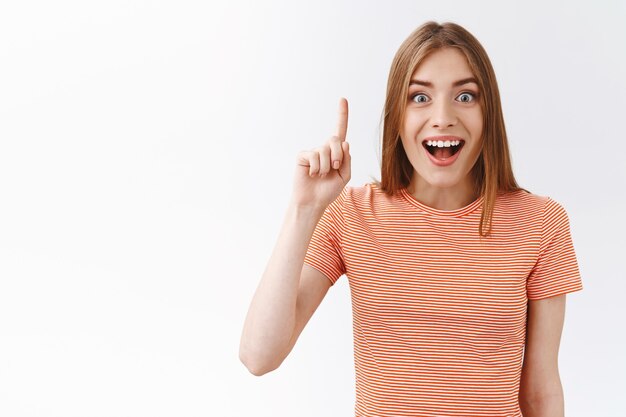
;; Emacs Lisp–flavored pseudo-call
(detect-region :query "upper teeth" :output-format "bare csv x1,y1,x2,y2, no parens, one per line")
426,140,462,147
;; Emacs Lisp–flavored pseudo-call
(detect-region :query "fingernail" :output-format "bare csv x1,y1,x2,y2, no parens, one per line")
333,161,339,169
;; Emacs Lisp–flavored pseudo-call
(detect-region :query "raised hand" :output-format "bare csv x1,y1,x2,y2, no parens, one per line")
291,97,351,209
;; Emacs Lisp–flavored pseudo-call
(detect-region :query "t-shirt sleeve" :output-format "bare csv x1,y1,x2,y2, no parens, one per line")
302,187,348,286
526,197,584,300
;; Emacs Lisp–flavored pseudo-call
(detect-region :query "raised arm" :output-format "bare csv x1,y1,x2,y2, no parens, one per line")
239,98,351,375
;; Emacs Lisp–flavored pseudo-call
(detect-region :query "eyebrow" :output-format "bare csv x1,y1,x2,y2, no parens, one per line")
409,77,479,87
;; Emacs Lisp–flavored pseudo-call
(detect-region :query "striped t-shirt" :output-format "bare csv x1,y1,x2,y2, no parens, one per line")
303,182,583,417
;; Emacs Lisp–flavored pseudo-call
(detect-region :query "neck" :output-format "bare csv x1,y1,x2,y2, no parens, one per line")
407,178,479,211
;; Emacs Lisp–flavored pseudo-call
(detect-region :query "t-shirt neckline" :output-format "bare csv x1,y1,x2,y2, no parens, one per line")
399,187,483,217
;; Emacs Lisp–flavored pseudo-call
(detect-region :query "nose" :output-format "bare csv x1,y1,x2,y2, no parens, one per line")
430,99,457,128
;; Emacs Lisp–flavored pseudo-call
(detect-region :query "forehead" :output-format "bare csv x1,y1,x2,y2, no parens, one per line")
409,47,476,87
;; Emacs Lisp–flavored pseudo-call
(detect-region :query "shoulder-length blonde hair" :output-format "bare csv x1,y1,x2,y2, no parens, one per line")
372,21,529,238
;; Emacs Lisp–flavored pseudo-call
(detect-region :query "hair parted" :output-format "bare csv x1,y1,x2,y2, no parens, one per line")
370,20,529,238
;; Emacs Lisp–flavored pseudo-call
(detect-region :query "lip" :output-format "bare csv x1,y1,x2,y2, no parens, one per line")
421,135,465,167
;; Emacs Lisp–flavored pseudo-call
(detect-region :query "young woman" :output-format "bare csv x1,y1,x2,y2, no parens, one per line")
240,21,583,417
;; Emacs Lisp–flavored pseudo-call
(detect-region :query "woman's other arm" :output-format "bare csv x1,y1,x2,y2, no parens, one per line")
518,294,567,417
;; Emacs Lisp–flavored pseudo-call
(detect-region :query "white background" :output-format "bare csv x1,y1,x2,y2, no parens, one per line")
1,0,624,416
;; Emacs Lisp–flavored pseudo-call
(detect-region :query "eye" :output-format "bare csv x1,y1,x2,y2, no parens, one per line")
411,93,428,103
457,92,477,103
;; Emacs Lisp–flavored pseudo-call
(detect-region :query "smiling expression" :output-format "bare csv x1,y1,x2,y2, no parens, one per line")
400,47,484,193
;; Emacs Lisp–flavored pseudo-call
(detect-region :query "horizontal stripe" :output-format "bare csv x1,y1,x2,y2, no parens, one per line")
304,182,583,417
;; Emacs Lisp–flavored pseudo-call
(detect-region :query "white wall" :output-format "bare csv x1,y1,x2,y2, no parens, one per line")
0,0,623,416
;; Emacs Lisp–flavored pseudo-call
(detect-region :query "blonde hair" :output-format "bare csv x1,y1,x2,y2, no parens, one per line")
371,20,529,237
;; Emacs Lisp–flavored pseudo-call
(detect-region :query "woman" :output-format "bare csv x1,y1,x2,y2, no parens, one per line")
239,21,583,417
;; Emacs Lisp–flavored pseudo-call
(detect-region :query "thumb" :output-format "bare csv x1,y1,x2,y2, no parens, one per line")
338,141,351,181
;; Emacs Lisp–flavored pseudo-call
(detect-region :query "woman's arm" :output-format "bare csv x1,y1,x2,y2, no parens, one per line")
518,294,567,417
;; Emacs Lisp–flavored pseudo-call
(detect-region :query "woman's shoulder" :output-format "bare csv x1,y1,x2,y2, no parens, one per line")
342,181,393,200
338,181,405,214
497,188,570,220
500,188,560,205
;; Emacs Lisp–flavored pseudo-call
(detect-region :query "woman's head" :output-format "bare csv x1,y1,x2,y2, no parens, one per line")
373,21,528,237
400,46,484,201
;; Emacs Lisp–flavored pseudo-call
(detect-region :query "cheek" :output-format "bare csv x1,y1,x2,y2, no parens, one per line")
467,110,483,137
401,113,425,138
405,111,425,125
474,108,484,130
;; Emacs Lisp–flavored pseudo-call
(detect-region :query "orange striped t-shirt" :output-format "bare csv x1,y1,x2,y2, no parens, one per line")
303,182,583,417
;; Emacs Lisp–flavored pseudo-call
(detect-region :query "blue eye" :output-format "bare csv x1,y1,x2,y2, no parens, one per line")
457,92,476,103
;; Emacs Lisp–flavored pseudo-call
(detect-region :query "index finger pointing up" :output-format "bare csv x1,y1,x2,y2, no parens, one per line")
335,97,349,142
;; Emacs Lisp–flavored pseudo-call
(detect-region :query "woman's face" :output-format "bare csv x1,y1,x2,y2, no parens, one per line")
400,47,483,195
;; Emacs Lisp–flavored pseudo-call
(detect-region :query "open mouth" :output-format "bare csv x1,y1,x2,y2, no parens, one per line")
422,140,465,159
